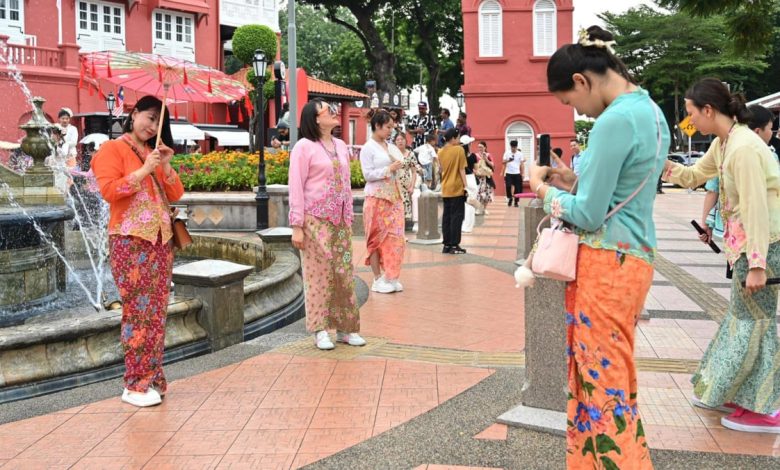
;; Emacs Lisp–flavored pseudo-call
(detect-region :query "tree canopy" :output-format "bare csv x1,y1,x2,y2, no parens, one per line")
602,5,771,147
657,0,778,56
292,0,464,110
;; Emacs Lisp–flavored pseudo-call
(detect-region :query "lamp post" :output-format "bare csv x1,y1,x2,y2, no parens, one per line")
253,49,269,230
105,92,116,140
455,90,465,111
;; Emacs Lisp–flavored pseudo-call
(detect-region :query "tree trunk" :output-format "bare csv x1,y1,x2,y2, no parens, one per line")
351,9,396,91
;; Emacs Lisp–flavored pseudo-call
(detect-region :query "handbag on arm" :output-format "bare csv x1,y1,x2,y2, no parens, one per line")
121,138,193,250
531,100,663,281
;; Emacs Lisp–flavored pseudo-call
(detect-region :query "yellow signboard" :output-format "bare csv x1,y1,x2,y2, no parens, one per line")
679,116,697,137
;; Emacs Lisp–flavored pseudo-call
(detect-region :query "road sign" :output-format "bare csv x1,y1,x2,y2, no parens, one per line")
679,116,697,137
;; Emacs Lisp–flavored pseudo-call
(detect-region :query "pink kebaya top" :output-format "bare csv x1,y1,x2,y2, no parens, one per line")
288,137,354,227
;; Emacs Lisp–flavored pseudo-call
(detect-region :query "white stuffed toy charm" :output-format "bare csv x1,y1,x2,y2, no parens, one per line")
514,254,536,288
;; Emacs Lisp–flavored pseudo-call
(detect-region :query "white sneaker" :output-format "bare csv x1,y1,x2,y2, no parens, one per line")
388,278,403,292
412,223,418,233
371,276,395,294
337,332,366,346
121,388,162,407
315,330,334,350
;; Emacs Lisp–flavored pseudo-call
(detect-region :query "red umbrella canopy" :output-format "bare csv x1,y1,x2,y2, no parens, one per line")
81,51,247,104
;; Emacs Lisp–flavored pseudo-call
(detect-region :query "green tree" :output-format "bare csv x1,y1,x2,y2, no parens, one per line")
295,1,464,110
279,5,370,92
657,0,779,55
231,24,278,66
602,6,768,148
397,0,464,109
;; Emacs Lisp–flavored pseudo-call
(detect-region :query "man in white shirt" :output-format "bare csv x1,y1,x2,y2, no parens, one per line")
502,140,523,207
570,139,583,176
414,132,438,189
58,108,78,158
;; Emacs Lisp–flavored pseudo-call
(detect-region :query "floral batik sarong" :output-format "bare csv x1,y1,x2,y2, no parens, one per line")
301,214,360,333
692,242,780,414
109,234,173,394
363,196,405,280
565,245,654,470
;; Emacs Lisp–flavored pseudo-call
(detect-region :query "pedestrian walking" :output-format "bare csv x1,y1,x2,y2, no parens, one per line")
475,141,495,212
438,108,455,147
394,133,420,223
531,26,670,468
461,135,479,233
288,99,365,351
439,128,467,254
570,139,584,176
91,95,185,407
414,133,438,189
502,140,523,207
664,78,780,433
408,101,437,148
360,109,406,294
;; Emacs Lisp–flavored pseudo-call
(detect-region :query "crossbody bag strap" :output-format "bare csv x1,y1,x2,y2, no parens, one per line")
119,137,173,211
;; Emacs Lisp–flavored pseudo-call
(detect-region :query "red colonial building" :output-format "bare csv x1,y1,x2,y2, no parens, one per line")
0,0,279,143
461,0,575,195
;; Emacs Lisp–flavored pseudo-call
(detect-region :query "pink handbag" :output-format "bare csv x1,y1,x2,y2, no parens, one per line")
531,220,579,281
531,101,663,282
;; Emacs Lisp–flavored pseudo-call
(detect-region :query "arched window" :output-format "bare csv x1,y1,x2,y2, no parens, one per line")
533,0,556,56
479,0,502,57
506,122,535,180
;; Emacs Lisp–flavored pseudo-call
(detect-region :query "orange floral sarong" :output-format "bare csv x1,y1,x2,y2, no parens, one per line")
363,196,405,280
565,245,654,470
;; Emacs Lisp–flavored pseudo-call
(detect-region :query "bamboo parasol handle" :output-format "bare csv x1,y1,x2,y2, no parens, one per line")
155,84,169,149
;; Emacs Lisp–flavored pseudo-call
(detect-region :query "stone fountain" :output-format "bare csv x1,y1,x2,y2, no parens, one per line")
0,97,74,325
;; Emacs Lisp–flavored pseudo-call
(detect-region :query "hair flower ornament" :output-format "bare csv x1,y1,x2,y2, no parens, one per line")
578,29,617,55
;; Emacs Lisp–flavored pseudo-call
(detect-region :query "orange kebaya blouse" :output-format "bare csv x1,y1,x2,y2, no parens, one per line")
91,138,185,244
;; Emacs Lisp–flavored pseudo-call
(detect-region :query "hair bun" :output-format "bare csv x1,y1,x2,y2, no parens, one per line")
586,26,614,42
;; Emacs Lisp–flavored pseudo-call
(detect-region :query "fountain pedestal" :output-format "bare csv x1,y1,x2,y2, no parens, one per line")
0,97,73,324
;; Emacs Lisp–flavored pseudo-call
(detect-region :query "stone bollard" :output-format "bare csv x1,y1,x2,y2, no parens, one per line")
258,227,295,255
516,198,539,263
172,260,254,352
498,198,568,436
409,190,442,245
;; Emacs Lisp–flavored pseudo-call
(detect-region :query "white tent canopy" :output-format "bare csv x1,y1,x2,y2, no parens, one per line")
747,91,780,111
170,123,206,142
203,130,250,147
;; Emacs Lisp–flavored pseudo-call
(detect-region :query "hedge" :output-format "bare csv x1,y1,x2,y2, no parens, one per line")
171,150,365,191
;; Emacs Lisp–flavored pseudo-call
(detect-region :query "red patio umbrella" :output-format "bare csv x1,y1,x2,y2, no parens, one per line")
81,51,248,145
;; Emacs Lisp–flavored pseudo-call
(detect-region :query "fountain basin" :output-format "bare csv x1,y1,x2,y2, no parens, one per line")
0,206,74,323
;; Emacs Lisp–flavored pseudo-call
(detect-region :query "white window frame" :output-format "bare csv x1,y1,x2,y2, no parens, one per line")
0,0,25,44
349,119,357,146
478,0,502,57
152,9,195,62
533,0,556,57
76,0,125,52
506,122,535,181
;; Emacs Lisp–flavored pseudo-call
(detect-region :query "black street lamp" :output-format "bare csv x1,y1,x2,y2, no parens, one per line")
252,49,269,230
106,92,116,139
455,90,465,110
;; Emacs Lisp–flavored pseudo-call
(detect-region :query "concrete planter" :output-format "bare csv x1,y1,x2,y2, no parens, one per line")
178,187,366,236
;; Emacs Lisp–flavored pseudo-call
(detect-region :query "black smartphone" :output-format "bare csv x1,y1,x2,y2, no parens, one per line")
538,134,551,167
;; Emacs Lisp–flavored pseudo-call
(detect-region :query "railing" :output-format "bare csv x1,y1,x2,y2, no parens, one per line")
2,42,63,68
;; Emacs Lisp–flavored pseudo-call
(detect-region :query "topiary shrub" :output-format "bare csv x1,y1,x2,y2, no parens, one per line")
232,24,278,67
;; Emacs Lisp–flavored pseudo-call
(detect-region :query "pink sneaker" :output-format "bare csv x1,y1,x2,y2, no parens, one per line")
721,408,780,433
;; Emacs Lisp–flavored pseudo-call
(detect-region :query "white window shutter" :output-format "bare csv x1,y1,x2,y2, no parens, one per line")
533,0,556,56
479,1,502,57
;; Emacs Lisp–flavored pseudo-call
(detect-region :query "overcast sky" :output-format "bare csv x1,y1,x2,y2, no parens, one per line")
573,0,657,37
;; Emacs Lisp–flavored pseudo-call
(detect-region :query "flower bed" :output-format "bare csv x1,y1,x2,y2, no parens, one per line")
171,150,365,191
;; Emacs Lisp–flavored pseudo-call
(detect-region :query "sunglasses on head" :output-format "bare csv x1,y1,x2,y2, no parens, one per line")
318,102,338,116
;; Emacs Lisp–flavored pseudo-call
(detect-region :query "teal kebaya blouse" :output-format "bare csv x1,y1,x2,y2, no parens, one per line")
543,88,671,263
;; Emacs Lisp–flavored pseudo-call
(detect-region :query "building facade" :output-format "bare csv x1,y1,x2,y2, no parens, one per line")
0,0,278,143
461,0,575,195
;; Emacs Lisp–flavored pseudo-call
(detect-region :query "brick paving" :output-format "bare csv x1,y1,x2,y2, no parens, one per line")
1,190,780,469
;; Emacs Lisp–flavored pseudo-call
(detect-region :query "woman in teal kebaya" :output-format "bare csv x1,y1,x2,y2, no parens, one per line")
529,26,670,469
